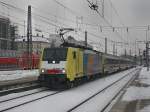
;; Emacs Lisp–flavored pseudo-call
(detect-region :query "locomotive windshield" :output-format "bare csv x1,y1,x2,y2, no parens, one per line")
42,48,68,61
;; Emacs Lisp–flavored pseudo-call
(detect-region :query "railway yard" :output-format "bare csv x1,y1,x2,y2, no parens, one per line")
1,0,150,112
0,67,149,112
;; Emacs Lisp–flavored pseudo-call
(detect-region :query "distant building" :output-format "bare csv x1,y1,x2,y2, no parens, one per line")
0,16,17,50
15,36,50,54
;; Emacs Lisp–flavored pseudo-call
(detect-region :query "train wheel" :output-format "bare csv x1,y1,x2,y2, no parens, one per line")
66,80,74,89
74,79,78,87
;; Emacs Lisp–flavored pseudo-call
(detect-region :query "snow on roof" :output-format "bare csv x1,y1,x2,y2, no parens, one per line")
15,36,50,43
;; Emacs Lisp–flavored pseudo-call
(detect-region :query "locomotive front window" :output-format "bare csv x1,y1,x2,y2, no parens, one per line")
43,48,68,61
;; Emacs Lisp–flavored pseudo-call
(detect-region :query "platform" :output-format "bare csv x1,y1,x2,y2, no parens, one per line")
110,67,150,112
0,70,39,87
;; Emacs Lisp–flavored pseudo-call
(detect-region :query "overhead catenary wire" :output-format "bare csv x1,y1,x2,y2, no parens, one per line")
109,0,125,27
1,1,148,32
0,1,125,43
1,0,149,30
0,0,145,55
52,0,81,16
86,0,127,43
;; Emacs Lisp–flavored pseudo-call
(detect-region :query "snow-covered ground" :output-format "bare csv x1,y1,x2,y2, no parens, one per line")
0,68,138,112
122,67,150,112
139,106,150,112
122,67,150,102
122,86,150,102
71,68,138,112
139,67,150,85
0,70,39,81
0,88,46,102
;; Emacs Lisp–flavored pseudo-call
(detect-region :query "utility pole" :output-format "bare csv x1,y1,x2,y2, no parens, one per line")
102,0,104,17
27,5,32,69
113,42,115,55
139,49,142,65
105,37,107,54
125,49,127,56
130,49,131,56
135,39,137,56
85,31,87,47
146,42,149,71
24,20,26,37
116,48,117,56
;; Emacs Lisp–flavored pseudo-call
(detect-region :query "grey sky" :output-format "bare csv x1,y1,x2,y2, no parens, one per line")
0,0,149,55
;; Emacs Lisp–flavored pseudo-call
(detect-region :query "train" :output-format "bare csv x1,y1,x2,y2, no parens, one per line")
18,52,40,69
0,50,40,70
38,47,135,88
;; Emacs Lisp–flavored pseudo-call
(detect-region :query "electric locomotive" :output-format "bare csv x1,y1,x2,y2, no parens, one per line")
39,47,98,88
38,28,134,88
38,46,134,88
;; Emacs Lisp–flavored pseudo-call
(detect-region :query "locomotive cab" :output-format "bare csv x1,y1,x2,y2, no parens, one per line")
39,47,68,87
39,47,84,88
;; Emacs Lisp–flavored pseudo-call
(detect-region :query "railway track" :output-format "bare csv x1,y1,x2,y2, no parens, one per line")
100,68,141,112
0,89,63,112
0,68,140,112
67,68,141,112
0,81,40,96
0,87,48,103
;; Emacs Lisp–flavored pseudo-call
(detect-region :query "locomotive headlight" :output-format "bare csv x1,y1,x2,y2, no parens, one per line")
41,69,45,73
52,61,55,64
62,69,65,73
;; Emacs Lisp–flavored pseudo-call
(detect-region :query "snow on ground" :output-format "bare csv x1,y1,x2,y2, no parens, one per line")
139,67,150,85
0,68,136,112
0,70,39,81
138,105,150,112
122,86,150,101
122,67,150,102
0,88,46,102
71,69,137,112
0,90,56,111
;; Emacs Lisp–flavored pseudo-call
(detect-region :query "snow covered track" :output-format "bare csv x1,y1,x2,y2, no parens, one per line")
0,81,40,96
0,90,62,112
67,68,141,112
0,68,141,112
0,87,48,103
100,68,141,112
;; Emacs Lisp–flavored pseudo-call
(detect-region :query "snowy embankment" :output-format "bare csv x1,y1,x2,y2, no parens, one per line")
0,70,39,81
123,67,150,101
1,68,137,112
122,67,150,112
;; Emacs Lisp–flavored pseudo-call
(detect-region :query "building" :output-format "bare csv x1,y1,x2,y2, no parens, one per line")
0,16,17,50
15,36,50,54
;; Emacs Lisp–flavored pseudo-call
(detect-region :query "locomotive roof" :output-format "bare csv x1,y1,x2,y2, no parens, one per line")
44,47,133,61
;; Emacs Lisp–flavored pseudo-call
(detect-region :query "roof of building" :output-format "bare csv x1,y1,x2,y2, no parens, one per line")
0,16,10,23
15,36,50,43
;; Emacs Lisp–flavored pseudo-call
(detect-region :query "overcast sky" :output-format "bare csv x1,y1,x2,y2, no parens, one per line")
0,0,150,55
